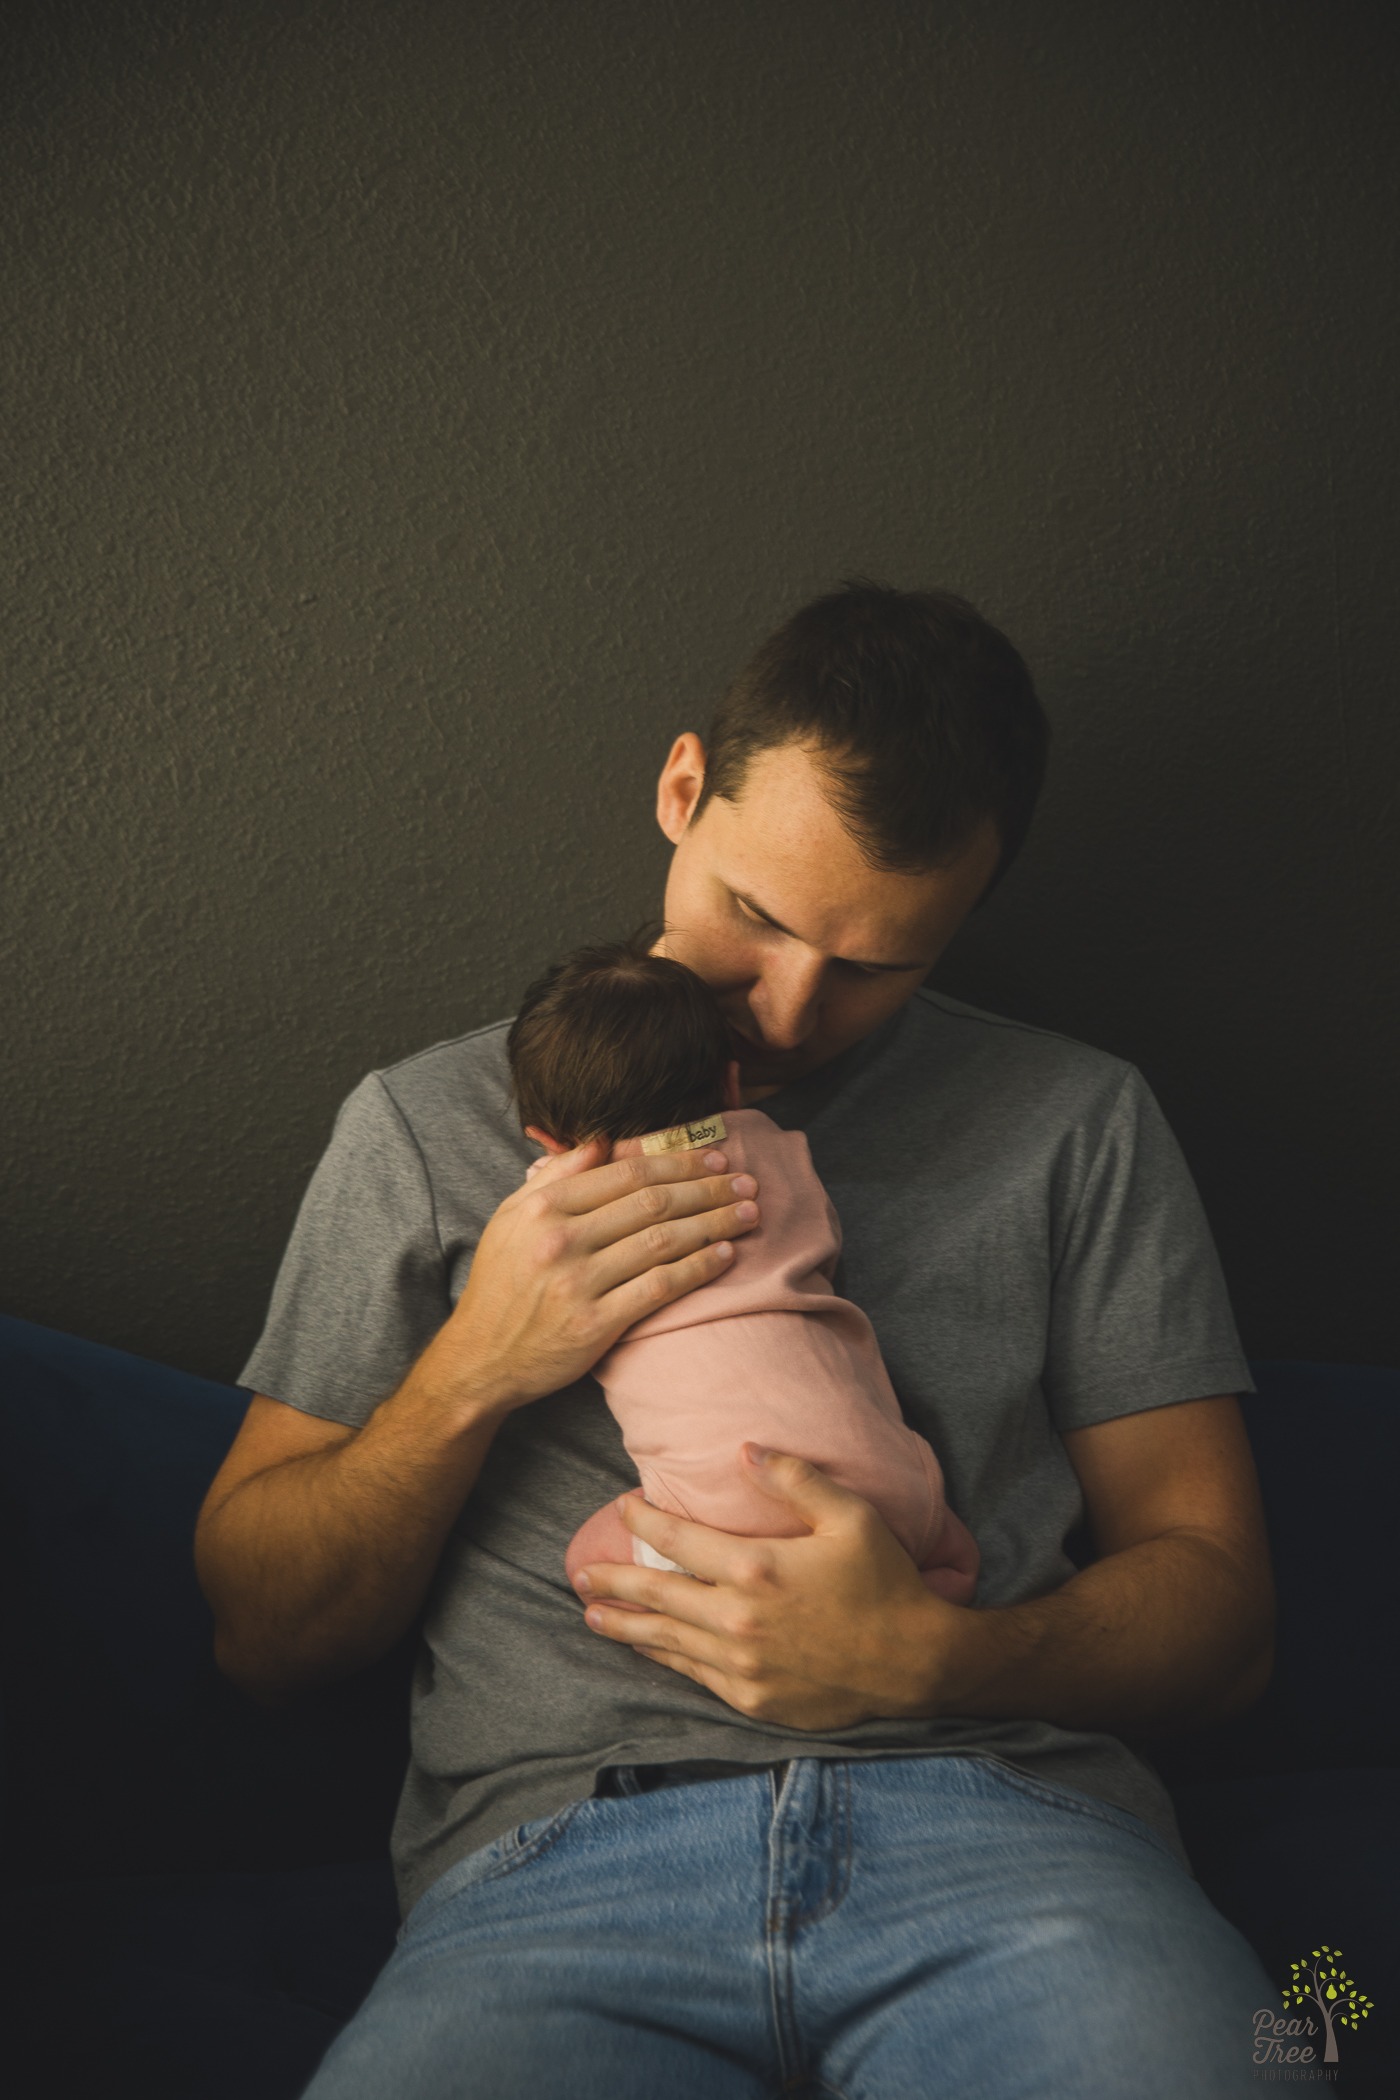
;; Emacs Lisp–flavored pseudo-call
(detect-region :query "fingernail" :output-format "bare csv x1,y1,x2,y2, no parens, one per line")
573,1572,592,1594
746,1443,772,1463
731,1174,757,1197
703,1150,728,1170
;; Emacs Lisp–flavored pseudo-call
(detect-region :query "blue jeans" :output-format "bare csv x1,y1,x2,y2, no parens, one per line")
301,1753,1274,2098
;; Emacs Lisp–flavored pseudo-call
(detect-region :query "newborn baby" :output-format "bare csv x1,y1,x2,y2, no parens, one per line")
506,935,980,1606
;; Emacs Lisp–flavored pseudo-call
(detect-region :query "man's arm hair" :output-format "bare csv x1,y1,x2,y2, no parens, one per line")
194,1350,509,1706
928,1394,1275,1737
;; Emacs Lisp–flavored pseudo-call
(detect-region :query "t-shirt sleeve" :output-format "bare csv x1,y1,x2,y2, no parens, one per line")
1043,1064,1255,1434
237,1073,452,1428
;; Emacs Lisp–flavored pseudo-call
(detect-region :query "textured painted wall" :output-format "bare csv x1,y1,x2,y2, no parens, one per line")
4,0,1396,1380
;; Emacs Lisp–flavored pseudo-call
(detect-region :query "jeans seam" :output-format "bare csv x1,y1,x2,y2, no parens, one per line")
801,1761,852,1928
766,1772,801,2089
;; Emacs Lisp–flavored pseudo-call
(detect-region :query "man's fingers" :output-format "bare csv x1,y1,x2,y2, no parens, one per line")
518,1135,611,1189
580,1592,746,1678
587,1178,759,1286
547,1150,739,1229
595,1235,745,1326
576,1546,720,1619
610,1490,783,1589
575,1570,743,1679
577,1176,760,1259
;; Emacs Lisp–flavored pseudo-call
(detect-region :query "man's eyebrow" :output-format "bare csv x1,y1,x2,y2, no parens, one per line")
729,889,926,972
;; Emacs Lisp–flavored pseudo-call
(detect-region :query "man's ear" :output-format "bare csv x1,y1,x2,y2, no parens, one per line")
721,1059,743,1112
656,731,707,846
524,1124,573,1156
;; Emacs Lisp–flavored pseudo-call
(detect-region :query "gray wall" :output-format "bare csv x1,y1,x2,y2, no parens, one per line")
4,0,1396,1382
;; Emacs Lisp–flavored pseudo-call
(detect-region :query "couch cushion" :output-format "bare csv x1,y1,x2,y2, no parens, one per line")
1147,1357,1400,1787
3,1857,399,2100
0,1313,416,1880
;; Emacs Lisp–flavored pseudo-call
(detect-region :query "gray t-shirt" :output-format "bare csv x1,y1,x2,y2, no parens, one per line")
239,988,1255,1920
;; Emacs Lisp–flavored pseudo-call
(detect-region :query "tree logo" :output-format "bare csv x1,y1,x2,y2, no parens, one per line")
1284,1947,1373,2063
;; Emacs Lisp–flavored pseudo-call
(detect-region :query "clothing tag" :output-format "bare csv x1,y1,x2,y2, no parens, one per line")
638,1112,728,1156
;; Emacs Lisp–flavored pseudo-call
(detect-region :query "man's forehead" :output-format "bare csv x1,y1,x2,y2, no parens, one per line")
701,781,994,961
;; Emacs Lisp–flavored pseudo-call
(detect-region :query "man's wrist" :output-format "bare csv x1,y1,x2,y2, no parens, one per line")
401,1333,524,1438
896,1589,1034,1723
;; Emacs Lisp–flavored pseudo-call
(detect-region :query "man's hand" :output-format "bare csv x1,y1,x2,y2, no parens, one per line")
432,1139,763,1418
572,1422,1277,1742
571,1446,960,1730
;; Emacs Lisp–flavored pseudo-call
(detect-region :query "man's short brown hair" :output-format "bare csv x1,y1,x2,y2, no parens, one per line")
507,929,732,1145
694,579,1050,906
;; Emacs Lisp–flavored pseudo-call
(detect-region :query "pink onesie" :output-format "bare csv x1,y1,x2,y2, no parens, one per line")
562,1107,980,1604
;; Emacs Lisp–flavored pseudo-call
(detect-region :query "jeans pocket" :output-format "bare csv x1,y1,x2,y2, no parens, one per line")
397,1798,587,1944
973,1755,1182,1866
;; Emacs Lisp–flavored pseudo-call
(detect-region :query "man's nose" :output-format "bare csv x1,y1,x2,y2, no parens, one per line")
752,956,825,1049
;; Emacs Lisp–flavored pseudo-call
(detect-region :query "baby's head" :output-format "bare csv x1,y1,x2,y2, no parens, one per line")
507,933,737,1152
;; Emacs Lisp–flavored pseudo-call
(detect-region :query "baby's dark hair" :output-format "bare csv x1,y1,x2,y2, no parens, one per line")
507,927,732,1145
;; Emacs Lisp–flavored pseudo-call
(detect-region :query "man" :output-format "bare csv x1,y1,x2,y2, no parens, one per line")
196,582,1276,2096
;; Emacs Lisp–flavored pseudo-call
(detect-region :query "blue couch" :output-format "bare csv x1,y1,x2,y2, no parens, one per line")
2,1313,1395,2096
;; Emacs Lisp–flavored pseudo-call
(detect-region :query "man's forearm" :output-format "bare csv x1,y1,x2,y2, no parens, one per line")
928,1527,1275,1739
195,1355,510,1704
